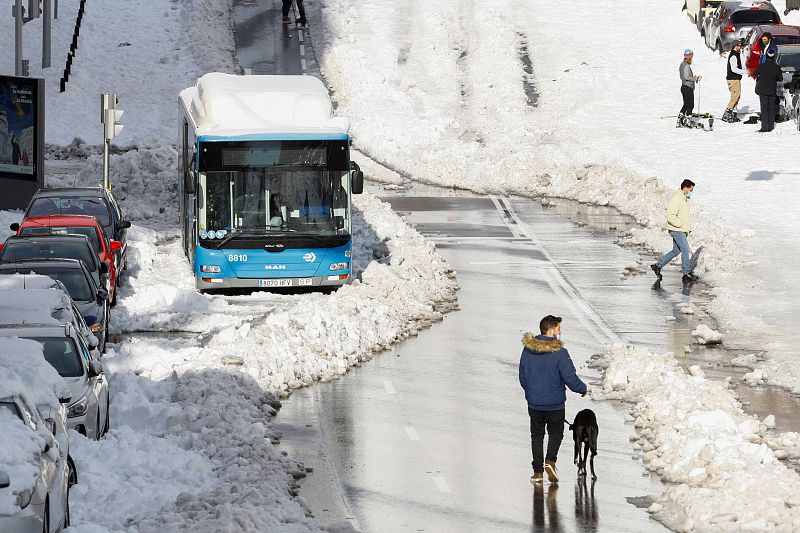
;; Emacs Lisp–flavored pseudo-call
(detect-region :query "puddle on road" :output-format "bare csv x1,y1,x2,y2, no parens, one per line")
522,195,800,434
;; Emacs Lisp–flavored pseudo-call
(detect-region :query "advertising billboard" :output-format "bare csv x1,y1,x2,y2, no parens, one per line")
0,75,44,210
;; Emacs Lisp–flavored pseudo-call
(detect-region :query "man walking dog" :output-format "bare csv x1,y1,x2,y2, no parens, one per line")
519,315,588,484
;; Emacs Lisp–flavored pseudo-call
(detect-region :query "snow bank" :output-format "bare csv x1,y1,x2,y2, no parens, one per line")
593,346,800,531
315,0,800,399
109,191,458,393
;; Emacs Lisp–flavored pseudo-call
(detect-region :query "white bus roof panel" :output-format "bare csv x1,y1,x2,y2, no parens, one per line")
180,72,350,138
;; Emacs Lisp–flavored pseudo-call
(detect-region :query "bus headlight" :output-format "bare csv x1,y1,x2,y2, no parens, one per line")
329,262,349,271
200,265,221,273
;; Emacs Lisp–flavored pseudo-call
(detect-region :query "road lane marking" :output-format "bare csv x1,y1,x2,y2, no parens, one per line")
299,44,306,55
489,195,523,237
300,58,307,73
432,476,452,493
499,196,622,346
404,426,420,441
383,380,396,394
243,67,252,75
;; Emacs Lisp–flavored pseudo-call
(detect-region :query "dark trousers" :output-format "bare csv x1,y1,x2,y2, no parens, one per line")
759,94,776,131
680,85,694,116
529,408,565,472
282,0,305,19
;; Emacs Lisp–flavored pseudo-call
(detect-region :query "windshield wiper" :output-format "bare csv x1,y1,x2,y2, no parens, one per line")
210,231,266,249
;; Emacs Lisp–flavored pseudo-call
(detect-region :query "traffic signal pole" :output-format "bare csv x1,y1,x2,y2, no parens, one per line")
100,93,124,190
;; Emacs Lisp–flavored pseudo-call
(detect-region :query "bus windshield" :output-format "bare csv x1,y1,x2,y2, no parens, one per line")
197,141,350,242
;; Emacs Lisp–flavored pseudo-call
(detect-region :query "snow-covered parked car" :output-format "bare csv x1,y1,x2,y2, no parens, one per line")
0,323,109,440
702,1,781,52
0,274,101,351
0,260,110,351
774,44,800,123
0,338,73,532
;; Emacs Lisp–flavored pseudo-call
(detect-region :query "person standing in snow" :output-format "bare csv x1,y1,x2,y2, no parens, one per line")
678,49,701,128
723,40,744,123
754,47,783,133
759,32,774,65
519,315,587,485
281,0,306,26
651,179,698,283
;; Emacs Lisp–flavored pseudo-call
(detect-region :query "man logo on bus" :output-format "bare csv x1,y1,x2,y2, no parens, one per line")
265,265,287,270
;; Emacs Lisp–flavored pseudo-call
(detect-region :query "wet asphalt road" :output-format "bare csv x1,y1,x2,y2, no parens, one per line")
229,4,800,530
275,192,671,532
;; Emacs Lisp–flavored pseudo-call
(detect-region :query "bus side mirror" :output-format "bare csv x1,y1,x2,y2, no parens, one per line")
351,162,364,195
185,170,196,194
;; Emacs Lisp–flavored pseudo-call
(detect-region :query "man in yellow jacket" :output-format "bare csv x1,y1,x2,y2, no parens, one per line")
651,179,698,282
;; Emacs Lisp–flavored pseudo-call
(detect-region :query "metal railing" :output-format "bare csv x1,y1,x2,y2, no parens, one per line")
59,0,86,92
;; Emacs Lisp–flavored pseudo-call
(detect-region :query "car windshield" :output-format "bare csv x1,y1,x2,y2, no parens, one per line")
27,337,83,378
28,196,112,227
732,10,779,25
20,226,102,254
0,240,97,272
0,267,93,301
779,53,800,69
773,36,800,46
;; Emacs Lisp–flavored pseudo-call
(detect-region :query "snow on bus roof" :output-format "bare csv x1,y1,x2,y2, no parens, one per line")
180,72,350,138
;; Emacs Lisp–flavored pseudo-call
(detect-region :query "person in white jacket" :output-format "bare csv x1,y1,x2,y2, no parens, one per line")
651,179,698,283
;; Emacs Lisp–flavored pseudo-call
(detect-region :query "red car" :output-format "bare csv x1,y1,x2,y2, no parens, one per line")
743,24,800,77
11,215,123,304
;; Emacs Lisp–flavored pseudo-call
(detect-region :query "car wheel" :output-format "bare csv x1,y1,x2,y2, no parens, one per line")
42,499,49,533
67,456,77,487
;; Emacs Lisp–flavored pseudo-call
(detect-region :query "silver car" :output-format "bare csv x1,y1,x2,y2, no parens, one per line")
0,394,70,532
0,323,110,439
702,1,780,52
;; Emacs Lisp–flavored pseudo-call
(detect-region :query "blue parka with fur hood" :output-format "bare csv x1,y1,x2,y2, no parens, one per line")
519,333,587,411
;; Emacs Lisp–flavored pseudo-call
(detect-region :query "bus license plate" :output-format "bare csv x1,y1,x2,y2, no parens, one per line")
259,279,292,288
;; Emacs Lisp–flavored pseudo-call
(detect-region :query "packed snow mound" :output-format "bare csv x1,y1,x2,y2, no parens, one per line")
593,345,800,531
109,192,458,393
691,324,723,345
0,410,51,516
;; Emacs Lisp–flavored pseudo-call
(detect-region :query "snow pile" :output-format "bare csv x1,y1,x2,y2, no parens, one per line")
109,192,458,393
315,0,800,397
0,338,70,516
691,324,723,345
43,145,181,226
592,346,800,531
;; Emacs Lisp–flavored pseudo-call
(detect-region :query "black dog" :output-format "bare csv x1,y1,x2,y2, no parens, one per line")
568,409,598,479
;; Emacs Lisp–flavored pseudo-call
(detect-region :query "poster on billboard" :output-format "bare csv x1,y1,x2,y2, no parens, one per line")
0,75,44,210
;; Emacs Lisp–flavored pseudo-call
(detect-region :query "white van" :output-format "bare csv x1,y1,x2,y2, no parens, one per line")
685,0,723,30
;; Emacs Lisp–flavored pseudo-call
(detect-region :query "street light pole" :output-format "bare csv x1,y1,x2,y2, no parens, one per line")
14,0,23,76
43,0,52,68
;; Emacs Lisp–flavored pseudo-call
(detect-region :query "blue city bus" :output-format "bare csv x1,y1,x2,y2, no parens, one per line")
178,73,363,290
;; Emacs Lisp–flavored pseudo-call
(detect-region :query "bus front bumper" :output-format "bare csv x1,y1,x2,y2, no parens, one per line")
197,274,351,290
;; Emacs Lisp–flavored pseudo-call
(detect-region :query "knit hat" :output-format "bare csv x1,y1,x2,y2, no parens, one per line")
684,48,694,56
